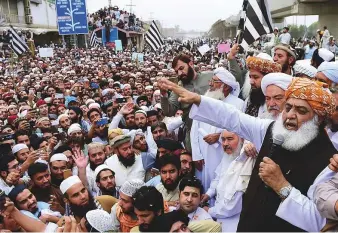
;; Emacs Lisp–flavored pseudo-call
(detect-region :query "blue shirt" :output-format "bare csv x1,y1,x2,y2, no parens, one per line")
146,175,161,187
20,201,50,220
305,46,316,60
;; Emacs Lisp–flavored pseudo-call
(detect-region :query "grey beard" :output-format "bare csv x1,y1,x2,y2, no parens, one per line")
204,88,225,100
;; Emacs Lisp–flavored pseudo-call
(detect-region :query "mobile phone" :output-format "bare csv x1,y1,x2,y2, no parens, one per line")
116,97,127,104
55,93,64,99
63,169,72,179
91,83,99,89
96,118,108,126
37,92,41,99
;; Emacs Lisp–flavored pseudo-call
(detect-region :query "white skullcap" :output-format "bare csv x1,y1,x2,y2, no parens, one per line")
86,209,113,232
12,144,28,154
213,67,240,97
57,114,69,122
120,179,145,197
145,86,153,90
89,103,100,110
67,123,82,135
50,153,69,163
44,97,52,104
294,61,317,78
60,176,82,194
256,53,273,61
94,164,114,179
85,99,95,106
102,88,114,97
123,84,131,89
261,73,293,95
139,106,149,112
318,48,334,62
127,129,144,143
154,103,162,109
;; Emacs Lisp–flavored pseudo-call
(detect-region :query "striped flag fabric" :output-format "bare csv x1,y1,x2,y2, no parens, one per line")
239,0,273,50
9,26,29,55
90,30,100,48
145,21,164,51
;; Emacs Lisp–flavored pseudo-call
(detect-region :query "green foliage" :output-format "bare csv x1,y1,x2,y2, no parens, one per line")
286,22,319,39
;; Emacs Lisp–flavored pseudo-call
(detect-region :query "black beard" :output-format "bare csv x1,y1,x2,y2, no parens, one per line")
282,62,289,73
71,118,79,124
118,154,136,168
89,160,102,171
328,120,338,132
69,194,97,219
51,175,63,187
180,66,194,85
249,88,266,106
137,125,147,132
100,187,116,196
161,178,179,191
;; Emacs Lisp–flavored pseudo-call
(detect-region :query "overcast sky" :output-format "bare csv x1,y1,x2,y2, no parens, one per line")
86,0,318,31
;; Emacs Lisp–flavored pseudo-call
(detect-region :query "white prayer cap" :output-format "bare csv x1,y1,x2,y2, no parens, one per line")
123,84,131,89
102,88,114,97
86,209,113,232
12,144,28,154
139,106,149,112
145,86,153,90
318,48,335,62
318,61,338,83
213,67,240,97
127,129,144,143
60,176,82,194
50,153,68,163
89,103,100,110
256,53,273,61
68,123,82,135
94,164,114,179
57,114,69,122
294,61,317,78
120,179,145,197
85,99,95,106
44,97,52,104
261,73,293,95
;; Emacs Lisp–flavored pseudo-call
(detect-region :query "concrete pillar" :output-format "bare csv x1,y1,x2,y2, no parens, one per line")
319,14,338,39
272,18,285,29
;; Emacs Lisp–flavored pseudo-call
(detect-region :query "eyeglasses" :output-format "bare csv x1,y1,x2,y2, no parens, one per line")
209,79,222,84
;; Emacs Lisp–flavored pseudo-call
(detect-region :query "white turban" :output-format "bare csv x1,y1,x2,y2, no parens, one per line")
213,67,240,97
318,61,338,84
127,129,144,144
68,123,82,135
294,61,317,79
94,164,114,179
89,103,100,110
12,144,28,154
261,73,293,95
319,48,335,62
120,179,145,197
85,99,95,106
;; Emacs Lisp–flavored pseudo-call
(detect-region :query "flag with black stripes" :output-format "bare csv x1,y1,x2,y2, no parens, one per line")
9,26,29,55
90,30,100,48
145,21,164,51
239,0,273,50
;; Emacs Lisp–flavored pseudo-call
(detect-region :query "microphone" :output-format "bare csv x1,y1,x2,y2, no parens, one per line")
268,134,285,158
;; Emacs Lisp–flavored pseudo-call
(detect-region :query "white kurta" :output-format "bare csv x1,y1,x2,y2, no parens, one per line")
190,94,244,192
327,128,338,150
188,207,212,222
105,154,145,188
189,96,335,232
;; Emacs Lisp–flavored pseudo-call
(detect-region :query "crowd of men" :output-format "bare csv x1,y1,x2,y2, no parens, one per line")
1,28,338,232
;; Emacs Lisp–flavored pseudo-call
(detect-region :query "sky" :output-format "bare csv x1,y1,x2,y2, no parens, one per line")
86,0,319,31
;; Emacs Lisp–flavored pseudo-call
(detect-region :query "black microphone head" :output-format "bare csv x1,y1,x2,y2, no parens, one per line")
273,134,285,146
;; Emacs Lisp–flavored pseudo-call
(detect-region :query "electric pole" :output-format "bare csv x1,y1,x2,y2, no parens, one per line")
108,0,112,7
126,0,136,13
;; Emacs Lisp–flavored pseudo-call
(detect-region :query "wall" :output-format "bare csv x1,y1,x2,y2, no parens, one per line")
267,0,297,12
28,0,57,28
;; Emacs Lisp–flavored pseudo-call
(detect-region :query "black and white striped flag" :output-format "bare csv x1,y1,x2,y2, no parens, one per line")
239,0,273,50
145,21,164,51
9,26,28,55
90,31,100,48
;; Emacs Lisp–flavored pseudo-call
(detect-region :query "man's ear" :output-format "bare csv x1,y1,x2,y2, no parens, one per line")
188,61,194,67
0,171,7,179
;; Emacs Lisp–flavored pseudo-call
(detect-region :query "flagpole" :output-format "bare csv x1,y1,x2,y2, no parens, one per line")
236,0,249,44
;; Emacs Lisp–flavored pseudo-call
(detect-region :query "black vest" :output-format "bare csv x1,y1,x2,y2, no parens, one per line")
237,123,337,232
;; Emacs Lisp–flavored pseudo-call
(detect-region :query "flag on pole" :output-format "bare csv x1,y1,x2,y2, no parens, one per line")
90,31,100,47
145,20,164,51
239,0,273,50
8,26,29,55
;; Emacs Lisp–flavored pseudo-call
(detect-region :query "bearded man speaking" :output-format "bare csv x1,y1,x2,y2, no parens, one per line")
158,77,337,232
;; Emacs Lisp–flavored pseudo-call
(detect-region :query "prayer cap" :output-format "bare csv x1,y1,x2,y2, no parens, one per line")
85,99,95,106
36,117,49,125
317,62,338,84
94,164,114,179
318,48,335,62
68,123,82,135
110,135,131,148
294,61,317,78
127,129,144,143
12,144,28,154
60,176,82,194
102,88,114,97
285,78,335,118
36,100,47,107
261,73,293,95
120,179,145,197
246,56,282,74
89,103,100,110
145,86,153,90
213,67,240,97
50,153,68,163
86,209,113,232
274,44,297,60
135,110,147,117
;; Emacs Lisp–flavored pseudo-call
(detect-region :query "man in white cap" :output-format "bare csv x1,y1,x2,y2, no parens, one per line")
105,135,146,187
110,179,145,232
58,114,71,132
94,164,118,198
67,123,83,138
311,48,335,68
304,40,317,60
49,153,68,187
316,61,338,86
191,67,244,192
79,209,113,232
293,61,317,79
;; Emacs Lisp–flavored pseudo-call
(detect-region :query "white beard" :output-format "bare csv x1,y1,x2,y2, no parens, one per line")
204,88,225,100
224,140,243,159
272,114,319,151
260,111,278,120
